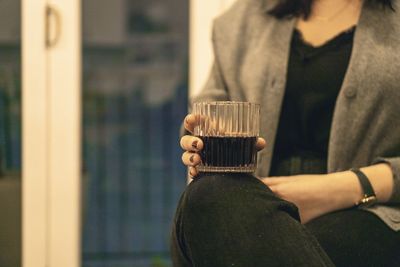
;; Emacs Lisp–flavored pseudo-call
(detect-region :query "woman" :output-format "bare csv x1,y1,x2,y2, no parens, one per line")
172,0,400,266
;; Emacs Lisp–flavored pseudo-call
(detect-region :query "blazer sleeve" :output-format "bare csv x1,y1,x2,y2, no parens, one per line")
190,60,230,107
180,60,229,137
189,22,231,108
180,25,231,137
373,157,400,204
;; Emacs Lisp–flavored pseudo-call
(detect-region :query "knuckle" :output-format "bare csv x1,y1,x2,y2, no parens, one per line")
181,135,192,150
190,137,203,151
184,115,190,125
196,138,203,150
191,153,201,166
185,152,200,166
180,137,186,149
189,167,198,178
184,114,195,131
182,152,190,165
196,153,203,162
190,138,199,151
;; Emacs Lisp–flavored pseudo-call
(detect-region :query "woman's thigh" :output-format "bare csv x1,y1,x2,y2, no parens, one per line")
305,209,400,267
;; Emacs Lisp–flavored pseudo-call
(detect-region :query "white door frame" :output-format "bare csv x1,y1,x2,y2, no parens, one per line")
47,0,81,266
22,0,48,266
22,0,81,266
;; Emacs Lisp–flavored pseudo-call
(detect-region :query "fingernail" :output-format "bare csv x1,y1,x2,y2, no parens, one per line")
189,155,195,163
192,140,198,149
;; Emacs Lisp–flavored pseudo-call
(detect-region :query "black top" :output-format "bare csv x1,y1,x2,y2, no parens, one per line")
270,27,356,176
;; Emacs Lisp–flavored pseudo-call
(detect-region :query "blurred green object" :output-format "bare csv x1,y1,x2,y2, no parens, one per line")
151,255,169,267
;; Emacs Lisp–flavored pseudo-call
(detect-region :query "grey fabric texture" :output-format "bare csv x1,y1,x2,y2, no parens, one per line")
190,0,400,230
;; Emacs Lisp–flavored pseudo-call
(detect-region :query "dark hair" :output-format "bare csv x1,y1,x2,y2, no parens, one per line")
269,0,394,19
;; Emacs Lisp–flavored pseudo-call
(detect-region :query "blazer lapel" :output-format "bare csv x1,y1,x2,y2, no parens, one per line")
255,16,296,177
327,0,398,172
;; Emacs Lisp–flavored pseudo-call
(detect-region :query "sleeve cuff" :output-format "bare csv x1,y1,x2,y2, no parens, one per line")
372,157,400,203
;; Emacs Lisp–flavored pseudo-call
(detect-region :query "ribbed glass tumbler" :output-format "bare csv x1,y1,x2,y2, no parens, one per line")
193,101,260,173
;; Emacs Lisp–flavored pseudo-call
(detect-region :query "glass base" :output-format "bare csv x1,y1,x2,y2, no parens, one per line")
197,165,256,173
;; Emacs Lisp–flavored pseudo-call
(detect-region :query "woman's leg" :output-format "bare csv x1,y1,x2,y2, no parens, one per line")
306,209,400,267
171,173,334,267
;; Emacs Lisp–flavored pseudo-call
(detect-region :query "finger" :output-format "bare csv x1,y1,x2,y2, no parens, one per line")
184,114,197,133
189,166,199,178
186,114,222,135
181,151,202,166
262,177,291,186
256,137,266,151
180,135,203,152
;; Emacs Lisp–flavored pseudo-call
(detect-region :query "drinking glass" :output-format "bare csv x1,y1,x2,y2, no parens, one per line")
193,101,260,173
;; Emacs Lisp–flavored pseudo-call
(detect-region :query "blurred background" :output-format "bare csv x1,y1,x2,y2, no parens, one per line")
0,0,234,266
81,0,188,266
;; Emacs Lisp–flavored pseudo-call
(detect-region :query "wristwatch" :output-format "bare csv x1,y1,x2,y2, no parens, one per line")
350,168,378,207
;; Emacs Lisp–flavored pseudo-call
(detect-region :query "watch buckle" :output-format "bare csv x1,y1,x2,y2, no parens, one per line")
357,195,377,207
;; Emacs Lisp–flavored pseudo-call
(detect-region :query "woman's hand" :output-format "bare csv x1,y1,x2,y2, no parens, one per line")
180,114,267,178
180,114,204,178
262,173,363,223
261,163,394,223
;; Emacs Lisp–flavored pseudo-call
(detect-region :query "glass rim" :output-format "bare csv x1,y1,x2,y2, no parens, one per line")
193,101,260,107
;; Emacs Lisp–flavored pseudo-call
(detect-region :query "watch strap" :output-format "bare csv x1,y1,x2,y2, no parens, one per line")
350,168,377,206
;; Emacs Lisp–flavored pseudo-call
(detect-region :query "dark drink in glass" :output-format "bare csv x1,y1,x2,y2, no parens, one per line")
193,102,260,173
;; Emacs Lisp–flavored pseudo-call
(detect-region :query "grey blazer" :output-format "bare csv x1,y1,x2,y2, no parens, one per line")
191,0,400,230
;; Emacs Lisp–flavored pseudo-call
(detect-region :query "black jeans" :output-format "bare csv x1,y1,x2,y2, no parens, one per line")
171,173,400,267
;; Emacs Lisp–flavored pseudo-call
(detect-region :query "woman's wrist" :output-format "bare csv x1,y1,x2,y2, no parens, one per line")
327,171,364,209
327,163,394,209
